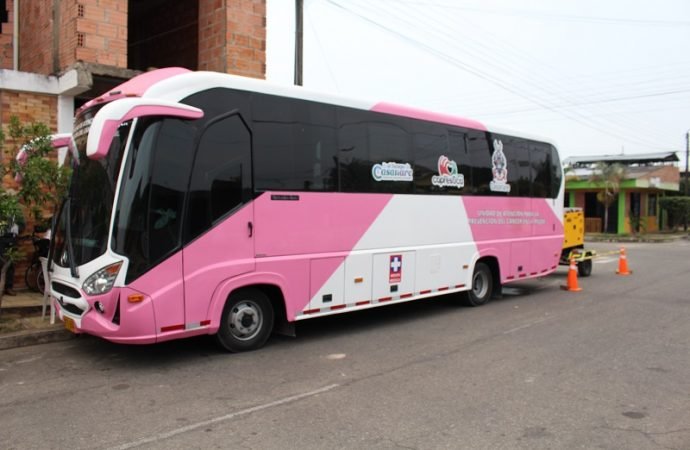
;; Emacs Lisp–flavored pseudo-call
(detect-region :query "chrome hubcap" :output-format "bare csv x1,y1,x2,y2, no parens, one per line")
229,301,263,341
473,270,489,299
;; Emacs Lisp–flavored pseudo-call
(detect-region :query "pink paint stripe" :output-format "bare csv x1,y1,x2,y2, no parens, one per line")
78,67,190,113
372,102,487,131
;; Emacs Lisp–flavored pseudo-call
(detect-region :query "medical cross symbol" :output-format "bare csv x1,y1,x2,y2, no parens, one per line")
389,254,402,283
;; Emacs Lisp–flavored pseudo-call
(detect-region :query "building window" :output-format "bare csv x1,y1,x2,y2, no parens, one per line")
648,193,657,216
0,0,8,26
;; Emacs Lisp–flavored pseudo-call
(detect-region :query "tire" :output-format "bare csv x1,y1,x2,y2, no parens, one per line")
36,266,46,294
577,259,592,277
24,262,40,292
216,288,274,352
464,262,493,307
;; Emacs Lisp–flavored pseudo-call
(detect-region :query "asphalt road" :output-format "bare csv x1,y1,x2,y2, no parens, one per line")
1,241,689,450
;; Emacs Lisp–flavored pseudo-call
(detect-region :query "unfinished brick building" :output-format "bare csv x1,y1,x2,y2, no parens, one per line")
0,0,266,288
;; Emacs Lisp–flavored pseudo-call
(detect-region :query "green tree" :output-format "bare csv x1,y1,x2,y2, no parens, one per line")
591,162,625,233
0,116,70,317
659,197,690,230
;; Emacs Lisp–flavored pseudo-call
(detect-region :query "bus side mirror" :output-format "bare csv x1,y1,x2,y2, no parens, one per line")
87,98,204,159
15,133,77,183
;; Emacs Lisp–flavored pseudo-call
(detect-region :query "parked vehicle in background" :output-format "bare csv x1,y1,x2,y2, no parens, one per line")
560,208,595,277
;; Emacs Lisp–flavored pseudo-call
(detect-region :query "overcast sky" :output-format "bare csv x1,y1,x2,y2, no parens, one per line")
266,0,690,167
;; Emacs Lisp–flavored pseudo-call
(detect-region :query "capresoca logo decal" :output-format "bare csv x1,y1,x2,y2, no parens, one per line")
372,162,414,182
490,139,511,193
432,155,464,188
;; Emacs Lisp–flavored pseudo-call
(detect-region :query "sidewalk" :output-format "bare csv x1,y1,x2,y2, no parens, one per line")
0,290,73,351
586,231,690,243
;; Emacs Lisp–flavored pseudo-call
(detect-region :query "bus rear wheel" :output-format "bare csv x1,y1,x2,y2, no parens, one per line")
216,289,274,352
464,262,493,307
577,259,592,277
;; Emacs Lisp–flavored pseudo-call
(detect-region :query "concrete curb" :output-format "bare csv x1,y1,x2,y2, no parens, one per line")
0,326,74,351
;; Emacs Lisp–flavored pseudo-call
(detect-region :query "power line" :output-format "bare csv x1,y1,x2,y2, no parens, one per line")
330,0,672,149
393,1,679,146
396,1,690,28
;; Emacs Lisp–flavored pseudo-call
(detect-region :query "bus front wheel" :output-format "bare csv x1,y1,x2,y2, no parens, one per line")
216,289,274,352
464,262,493,307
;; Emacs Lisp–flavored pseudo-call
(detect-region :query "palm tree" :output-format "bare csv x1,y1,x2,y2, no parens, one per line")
591,162,625,233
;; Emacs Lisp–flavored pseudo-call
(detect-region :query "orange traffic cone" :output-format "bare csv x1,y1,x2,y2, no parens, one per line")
561,257,582,292
616,247,632,275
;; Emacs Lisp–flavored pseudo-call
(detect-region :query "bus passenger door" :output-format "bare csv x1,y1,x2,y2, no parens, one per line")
183,112,255,327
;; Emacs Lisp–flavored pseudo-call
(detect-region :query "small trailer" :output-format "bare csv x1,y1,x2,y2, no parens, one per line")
560,208,596,277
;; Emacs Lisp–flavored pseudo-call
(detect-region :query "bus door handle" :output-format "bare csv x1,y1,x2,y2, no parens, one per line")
248,221,253,237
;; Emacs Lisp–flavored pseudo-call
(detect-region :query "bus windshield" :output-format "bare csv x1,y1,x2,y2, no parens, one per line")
52,109,131,269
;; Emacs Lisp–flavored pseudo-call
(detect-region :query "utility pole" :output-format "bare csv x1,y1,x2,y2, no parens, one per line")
685,130,690,197
683,130,690,229
294,0,304,86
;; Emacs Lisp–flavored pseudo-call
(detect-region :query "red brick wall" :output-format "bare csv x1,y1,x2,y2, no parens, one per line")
58,1,79,72
18,0,53,74
75,0,128,68
0,0,14,70
199,0,266,78
226,0,265,78
0,90,58,289
645,165,680,185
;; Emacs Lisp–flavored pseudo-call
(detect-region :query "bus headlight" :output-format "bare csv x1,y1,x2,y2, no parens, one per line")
83,261,123,295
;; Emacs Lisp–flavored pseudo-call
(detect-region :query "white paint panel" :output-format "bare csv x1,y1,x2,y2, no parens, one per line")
308,195,480,309
353,195,477,250
373,252,416,301
343,253,373,304
415,245,473,293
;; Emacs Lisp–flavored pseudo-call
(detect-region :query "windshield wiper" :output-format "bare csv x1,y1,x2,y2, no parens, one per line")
64,197,79,279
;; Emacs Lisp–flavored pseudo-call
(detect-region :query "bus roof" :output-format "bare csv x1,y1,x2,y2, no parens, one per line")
81,68,556,146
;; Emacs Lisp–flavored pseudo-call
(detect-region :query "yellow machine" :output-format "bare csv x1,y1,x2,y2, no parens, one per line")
560,208,595,276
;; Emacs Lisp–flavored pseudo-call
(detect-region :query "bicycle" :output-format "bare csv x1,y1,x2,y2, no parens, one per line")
24,230,50,293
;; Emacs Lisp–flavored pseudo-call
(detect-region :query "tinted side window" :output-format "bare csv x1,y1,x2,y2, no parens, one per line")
550,145,562,199
253,95,337,191
466,131,492,195
115,118,196,283
497,135,530,197
337,109,370,192
148,120,196,262
412,122,448,194
530,142,551,198
187,114,251,241
182,88,252,123
369,121,412,194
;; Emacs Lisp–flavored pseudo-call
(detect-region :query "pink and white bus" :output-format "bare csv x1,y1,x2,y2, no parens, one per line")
49,67,564,351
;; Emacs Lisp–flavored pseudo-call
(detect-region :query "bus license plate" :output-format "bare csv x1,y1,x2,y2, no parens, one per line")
64,317,77,333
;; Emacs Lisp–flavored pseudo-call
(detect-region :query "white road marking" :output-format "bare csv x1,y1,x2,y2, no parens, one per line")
110,384,341,449
594,257,616,265
503,317,551,335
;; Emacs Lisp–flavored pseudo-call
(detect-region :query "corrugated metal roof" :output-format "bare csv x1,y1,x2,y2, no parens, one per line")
564,152,679,166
